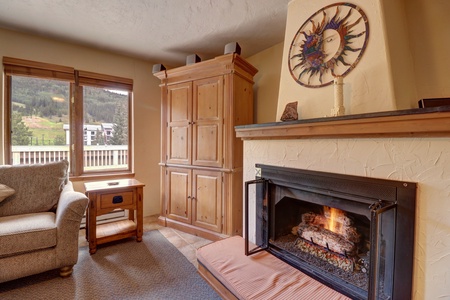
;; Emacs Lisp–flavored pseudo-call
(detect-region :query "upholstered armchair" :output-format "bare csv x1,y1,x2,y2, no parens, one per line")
0,160,88,283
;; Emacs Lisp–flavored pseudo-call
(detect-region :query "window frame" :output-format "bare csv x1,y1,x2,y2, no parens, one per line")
3,57,134,179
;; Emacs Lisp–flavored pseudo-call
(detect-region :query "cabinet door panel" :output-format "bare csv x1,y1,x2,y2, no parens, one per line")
169,126,189,161
167,82,192,165
192,169,222,232
167,168,191,224
193,77,223,167
195,124,220,163
196,84,219,119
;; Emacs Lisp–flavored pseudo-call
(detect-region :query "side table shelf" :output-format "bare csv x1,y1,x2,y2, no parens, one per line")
84,178,145,254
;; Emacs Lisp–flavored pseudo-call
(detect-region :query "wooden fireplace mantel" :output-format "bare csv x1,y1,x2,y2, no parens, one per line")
235,107,450,140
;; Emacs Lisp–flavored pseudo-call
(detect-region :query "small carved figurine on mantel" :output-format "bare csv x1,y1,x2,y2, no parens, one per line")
280,101,298,121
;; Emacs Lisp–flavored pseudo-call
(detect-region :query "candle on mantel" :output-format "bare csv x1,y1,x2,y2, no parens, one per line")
332,75,345,116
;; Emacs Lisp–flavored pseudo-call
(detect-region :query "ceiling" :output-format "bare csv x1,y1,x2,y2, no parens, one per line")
0,0,290,66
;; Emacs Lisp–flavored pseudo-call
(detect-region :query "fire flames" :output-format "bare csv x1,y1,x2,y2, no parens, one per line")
323,206,344,235
292,206,362,272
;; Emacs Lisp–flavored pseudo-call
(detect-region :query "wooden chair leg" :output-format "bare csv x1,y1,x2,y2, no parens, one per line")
59,266,73,278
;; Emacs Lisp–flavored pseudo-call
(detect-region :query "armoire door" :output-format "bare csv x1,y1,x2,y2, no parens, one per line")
166,167,191,224
192,169,223,232
192,76,223,168
166,82,192,165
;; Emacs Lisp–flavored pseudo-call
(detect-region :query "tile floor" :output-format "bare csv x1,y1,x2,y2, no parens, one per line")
78,215,214,268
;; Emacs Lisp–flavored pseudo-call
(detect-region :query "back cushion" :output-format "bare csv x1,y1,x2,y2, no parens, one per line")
0,160,69,217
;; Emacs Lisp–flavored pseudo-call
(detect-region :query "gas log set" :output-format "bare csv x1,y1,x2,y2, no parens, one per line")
293,207,364,272
271,205,371,290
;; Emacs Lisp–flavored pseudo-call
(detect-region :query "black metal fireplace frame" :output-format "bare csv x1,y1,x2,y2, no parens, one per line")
245,164,416,300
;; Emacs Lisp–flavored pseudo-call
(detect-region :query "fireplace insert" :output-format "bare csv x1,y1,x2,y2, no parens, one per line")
245,164,416,300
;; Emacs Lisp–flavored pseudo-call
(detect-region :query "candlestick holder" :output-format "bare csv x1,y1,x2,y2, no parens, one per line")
331,76,345,116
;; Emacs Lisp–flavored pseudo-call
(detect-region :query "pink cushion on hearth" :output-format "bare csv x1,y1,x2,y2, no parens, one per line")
197,236,350,300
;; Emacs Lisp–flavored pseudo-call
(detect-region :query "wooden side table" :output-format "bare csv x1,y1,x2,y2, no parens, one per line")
84,178,145,254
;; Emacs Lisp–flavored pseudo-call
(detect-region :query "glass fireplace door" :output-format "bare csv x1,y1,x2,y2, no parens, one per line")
245,178,269,255
369,201,397,300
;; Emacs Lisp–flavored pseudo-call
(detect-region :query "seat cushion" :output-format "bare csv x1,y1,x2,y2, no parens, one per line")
0,212,57,257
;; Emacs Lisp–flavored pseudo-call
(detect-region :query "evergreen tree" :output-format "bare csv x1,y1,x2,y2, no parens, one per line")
53,135,66,145
11,111,33,145
93,129,105,145
109,102,128,145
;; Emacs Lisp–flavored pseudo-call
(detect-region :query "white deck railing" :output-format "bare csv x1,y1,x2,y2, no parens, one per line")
11,145,128,170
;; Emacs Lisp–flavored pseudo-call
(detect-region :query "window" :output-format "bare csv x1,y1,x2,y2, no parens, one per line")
80,81,131,173
9,75,71,164
3,57,133,177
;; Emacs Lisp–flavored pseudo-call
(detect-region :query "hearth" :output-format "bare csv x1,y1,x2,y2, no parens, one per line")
245,164,416,300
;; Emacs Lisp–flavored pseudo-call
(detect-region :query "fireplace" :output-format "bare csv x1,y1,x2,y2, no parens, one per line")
245,164,416,300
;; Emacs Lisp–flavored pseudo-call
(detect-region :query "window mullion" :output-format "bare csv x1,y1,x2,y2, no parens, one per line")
4,75,12,164
71,82,84,176
127,92,133,173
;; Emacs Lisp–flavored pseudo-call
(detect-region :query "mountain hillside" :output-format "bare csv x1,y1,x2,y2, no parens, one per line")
12,76,127,123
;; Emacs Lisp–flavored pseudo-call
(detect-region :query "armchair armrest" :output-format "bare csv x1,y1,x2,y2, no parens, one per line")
55,181,89,265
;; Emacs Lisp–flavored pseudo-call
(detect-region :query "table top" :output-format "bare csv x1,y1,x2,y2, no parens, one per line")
84,178,145,193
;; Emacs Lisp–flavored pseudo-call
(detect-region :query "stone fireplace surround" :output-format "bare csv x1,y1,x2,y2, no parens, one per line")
236,106,450,299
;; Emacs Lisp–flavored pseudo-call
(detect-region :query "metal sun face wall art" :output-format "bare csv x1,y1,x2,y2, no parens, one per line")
288,3,369,88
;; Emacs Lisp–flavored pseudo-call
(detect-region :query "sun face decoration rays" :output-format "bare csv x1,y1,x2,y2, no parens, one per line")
288,3,369,88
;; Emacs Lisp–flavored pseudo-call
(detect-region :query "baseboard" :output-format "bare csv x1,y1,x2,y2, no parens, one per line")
163,218,228,241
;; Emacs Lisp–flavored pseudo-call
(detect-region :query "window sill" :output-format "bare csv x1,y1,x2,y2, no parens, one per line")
70,171,135,182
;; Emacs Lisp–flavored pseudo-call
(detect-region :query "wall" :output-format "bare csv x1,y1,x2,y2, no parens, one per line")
0,28,162,217
406,0,450,99
275,0,419,121
246,42,283,123
1,5,449,293
243,137,450,299
379,0,418,108
246,0,450,125
0,27,284,217
243,0,450,299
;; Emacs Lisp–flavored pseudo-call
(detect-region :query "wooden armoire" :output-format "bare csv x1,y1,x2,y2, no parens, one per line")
154,53,258,240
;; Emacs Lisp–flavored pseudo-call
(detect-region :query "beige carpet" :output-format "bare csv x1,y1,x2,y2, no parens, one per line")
0,230,221,300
